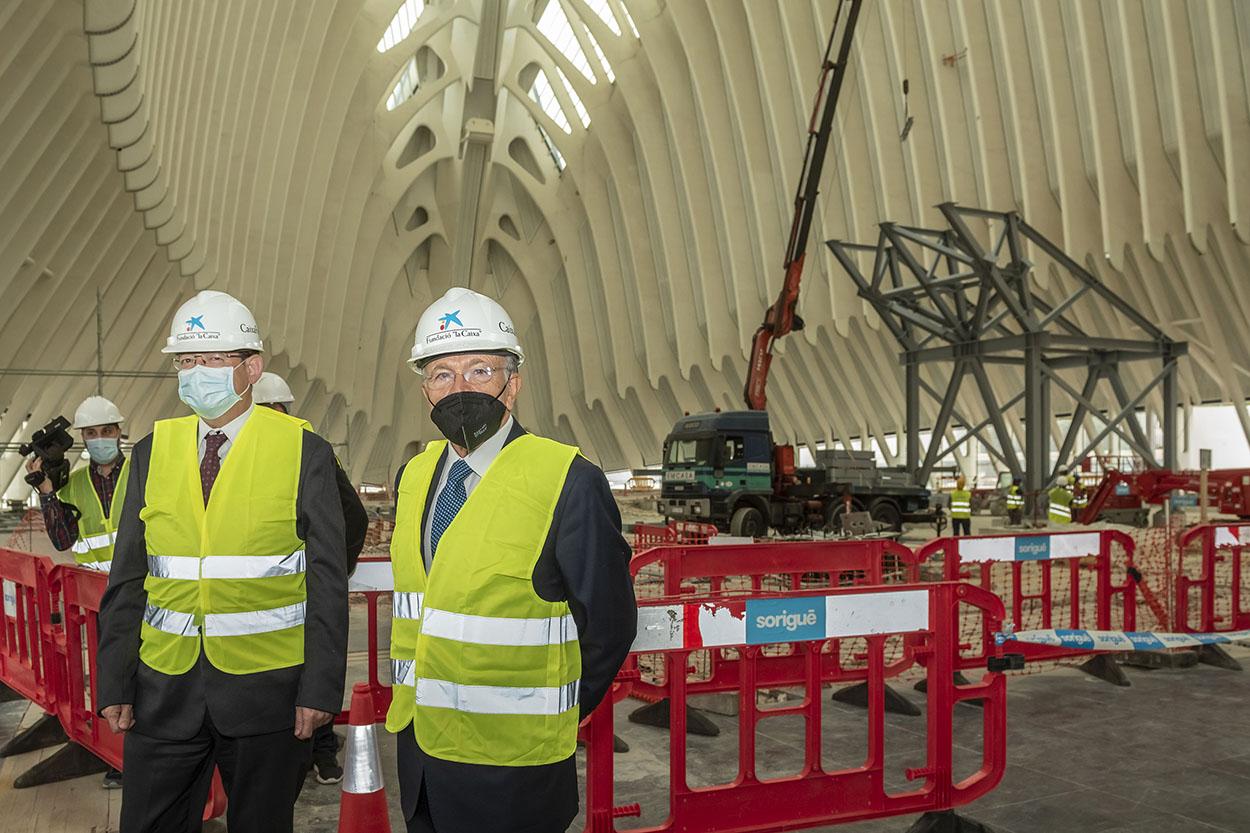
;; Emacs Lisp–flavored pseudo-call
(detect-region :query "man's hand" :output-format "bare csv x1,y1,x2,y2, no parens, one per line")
102,704,134,734
294,706,334,740
24,457,52,495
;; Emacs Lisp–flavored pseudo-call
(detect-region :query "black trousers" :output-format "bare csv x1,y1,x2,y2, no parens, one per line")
952,517,971,536
119,716,311,833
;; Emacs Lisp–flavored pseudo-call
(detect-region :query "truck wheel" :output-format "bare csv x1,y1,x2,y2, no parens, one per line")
868,498,903,532
823,498,865,534
730,506,765,538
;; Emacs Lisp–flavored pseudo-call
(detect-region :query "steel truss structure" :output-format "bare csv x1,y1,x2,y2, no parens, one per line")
827,204,1186,515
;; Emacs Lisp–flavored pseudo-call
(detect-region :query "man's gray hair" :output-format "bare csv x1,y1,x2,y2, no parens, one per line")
503,354,519,374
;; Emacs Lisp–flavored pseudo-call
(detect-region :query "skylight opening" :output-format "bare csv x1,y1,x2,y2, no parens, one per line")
621,3,640,39
377,0,425,53
536,1,597,83
583,0,622,36
529,69,573,134
386,57,420,111
586,25,615,83
556,68,590,128
535,121,567,172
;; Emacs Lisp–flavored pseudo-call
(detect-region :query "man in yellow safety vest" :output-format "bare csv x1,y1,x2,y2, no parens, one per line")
1048,475,1075,525
387,287,637,833
97,290,349,833
25,395,129,788
950,475,972,536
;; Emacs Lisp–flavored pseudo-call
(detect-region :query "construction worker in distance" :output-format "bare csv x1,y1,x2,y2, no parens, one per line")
254,370,369,785
1068,469,1088,523
949,474,972,536
1006,476,1024,526
388,287,637,833
25,394,128,789
1048,475,1074,525
96,290,349,833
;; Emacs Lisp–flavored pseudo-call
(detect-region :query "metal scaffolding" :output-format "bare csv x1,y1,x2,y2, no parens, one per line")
827,203,1186,517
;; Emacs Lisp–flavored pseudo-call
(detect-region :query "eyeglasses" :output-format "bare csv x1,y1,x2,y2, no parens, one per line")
421,363,509,392
171,352,250,371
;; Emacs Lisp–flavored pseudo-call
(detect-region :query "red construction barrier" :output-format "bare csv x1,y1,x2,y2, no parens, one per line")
627,540,922,699
915,529,1157,670
631,521,719,550
580,581,1009,832
0,548,59,709
337,556,395,725
1176,523,1250,634
52,563,227,819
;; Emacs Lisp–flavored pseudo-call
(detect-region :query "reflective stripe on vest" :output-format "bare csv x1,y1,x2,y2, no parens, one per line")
78,559,112,573
385,434,585,767
140,407,309,675
146,551,306,580
414,678,579,716
421,608,578,648
72,532,117,555
144,601,306,637
393,591,423,621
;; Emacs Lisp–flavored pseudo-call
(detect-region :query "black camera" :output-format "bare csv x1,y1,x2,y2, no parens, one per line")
19,416,74,492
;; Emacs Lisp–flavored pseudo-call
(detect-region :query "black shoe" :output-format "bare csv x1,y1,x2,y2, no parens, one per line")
102,768,123,790
314,754,343,785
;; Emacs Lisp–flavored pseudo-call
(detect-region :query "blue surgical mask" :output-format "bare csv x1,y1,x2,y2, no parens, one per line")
85,438,120,465
178,365,244,420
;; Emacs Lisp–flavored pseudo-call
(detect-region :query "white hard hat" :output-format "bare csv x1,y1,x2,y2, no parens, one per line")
73,396,125,429
254,372,295,405
163,290,264,354
408,287,524,370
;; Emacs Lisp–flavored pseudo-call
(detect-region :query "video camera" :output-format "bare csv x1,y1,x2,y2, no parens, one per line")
19,416,74,491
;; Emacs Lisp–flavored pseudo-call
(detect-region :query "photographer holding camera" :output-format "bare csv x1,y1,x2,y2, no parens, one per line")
24,395,128,789
26,396,130,571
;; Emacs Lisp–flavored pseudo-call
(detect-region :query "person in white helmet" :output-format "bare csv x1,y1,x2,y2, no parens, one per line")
255,370,369,785
25,395,128,789
386,287,637,833
96,290,349,833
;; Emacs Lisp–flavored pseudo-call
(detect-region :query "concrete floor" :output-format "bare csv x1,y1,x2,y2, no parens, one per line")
4,644,1248,832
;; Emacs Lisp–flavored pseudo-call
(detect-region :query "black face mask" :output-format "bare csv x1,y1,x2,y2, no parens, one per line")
429,389,508,452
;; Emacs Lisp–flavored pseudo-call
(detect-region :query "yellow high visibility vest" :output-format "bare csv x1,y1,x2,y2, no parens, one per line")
1005,485,1023,510
1048,487,1073,525
139,406,311,675
950,488,972,520
386,435,581,767
58,460,129,570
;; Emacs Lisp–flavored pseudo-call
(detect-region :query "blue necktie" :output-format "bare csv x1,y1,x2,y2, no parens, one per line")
429,459,473,563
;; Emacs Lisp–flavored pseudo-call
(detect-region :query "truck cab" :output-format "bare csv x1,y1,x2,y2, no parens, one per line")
657,411,774,535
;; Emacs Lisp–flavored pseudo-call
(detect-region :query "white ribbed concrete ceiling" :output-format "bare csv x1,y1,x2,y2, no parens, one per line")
2,0,1249,491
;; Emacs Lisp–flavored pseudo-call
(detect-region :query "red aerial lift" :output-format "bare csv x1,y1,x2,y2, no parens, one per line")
1079,468,1250,526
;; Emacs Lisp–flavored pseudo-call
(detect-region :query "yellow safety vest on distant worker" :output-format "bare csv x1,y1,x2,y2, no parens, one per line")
58,460,130,571
1005,485,1023,510
386,435,582,767
949,488,972,520
1048,487,1073,525
138,406,312,675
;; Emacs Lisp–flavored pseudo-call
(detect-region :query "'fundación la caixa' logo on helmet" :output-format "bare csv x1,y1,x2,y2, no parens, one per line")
746,596,825,645
175,313,221,345
427,308,482,346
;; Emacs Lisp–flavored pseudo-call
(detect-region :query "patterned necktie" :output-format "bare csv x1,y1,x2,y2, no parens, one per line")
201,432,228,504
428,459,473,563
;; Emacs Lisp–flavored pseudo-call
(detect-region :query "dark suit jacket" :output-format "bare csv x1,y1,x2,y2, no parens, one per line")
394,420,636,833
96,427,349,740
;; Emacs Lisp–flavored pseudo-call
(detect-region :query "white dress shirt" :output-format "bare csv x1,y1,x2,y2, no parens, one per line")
197,403,255,464
422,415,514,572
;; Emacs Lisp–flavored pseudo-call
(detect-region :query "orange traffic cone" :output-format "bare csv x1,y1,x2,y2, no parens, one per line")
337,683,391,832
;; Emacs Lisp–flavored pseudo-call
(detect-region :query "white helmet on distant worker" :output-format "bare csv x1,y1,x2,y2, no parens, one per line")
408,287,524,370
162,290,264,354
72,396,125,429
254,372,295,406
